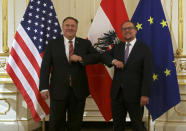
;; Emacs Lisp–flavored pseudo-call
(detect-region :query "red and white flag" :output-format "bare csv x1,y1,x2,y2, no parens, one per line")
87,0,129,121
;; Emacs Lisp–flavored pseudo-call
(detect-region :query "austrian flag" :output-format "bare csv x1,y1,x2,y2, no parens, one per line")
87,0,129,121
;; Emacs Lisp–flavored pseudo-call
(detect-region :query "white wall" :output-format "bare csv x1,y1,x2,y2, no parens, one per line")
0,0,185,52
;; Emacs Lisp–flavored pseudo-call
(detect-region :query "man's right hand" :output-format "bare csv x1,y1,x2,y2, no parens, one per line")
112,59,124,69
70,54,82,62
41,90,50,100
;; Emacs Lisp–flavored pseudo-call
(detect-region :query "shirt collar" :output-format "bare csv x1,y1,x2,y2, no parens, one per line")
126,38,136,46
64,36,75,45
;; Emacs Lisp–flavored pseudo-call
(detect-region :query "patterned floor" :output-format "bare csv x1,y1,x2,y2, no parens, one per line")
34,122,133,131
82,122,133,131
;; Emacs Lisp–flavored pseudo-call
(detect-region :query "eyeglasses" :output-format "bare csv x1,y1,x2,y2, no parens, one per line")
122,27,136,31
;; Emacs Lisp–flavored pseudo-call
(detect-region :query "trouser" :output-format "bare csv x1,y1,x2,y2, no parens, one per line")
112,88,146,131
49,87,86,131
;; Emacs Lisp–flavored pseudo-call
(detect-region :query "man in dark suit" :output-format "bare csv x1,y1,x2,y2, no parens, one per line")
102,21,152,131
39,17,100,131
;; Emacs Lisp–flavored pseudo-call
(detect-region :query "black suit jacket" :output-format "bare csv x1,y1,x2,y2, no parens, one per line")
39,36,100,100
103,40,152,102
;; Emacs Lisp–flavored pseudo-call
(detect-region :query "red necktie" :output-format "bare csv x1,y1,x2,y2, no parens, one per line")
69,40,73,86
69,40,74,63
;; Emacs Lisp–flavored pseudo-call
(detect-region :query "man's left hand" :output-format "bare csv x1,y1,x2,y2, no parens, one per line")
140,96,149,106
70,54,82,62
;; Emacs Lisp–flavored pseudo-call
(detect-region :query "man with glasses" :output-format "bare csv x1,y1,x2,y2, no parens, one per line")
102,21,152,131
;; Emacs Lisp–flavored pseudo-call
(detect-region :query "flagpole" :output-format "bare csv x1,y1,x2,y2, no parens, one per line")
26,0,29,6
42,118,45,131
148,111,151,131
178,0,184,55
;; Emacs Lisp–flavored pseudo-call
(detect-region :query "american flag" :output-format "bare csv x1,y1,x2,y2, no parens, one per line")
6,0,62,122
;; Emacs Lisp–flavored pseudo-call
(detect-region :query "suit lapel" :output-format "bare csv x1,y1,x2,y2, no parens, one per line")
60,36,68,64
125,41,139,65
119,42,125,63
74,37,80,54
61,36,80,64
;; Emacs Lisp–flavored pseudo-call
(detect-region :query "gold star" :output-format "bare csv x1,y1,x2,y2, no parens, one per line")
153,73,158,81
160,20,167,28
164,69,171,76
148,17,154,24
136,23,142,30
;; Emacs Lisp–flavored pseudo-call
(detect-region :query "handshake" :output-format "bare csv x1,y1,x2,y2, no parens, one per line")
70,54,83,63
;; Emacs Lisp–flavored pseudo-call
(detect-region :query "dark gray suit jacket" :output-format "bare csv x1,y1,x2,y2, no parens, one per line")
39,36,100,100
102,40,152,102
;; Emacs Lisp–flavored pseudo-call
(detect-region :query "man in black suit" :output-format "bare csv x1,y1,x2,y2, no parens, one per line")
39,17,100,131
102,21,152,131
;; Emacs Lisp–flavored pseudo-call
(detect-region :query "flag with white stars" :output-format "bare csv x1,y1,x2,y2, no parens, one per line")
7,0,62,122
131,0,180,120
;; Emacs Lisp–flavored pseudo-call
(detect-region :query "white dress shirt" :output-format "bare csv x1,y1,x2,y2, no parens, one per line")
64,36,75,61
112,38,137,65
125,38,136,56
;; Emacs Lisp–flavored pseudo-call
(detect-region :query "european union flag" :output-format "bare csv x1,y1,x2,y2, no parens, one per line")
131,0,181,120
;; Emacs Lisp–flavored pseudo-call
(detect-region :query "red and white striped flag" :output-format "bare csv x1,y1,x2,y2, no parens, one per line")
6,0,62,122
87,0,129,121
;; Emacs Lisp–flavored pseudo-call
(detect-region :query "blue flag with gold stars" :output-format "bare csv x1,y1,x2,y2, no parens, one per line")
131,0,180,120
